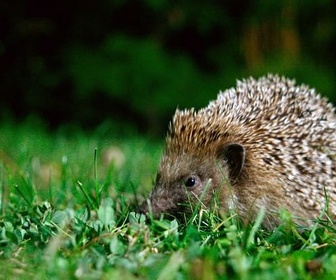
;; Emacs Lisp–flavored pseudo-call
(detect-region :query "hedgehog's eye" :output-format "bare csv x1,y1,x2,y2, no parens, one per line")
184,176,198,188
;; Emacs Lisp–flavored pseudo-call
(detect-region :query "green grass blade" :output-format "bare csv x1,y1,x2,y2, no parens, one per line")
94,147,100,206
76,180,97,210
14,184,33,206
245,206,265,250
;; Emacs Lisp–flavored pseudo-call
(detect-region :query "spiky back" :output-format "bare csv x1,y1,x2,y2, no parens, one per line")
166,74,336,211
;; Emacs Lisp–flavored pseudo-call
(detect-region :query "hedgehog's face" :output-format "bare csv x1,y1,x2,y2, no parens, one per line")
139,143,246,219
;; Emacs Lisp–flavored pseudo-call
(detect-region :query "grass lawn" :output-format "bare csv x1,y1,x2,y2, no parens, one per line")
1,120,336,279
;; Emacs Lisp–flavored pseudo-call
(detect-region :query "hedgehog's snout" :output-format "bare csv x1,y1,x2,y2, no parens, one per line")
137,199,167,219
138,185,185,219
138,197,161,217
138,200,149,215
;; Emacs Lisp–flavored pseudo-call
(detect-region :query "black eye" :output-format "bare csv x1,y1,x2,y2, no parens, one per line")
184,176,197,187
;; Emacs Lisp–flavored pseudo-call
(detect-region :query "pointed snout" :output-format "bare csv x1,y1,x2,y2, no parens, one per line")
138,200,149,215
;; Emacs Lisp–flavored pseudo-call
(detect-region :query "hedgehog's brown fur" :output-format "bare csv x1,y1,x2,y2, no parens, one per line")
139,74,336,228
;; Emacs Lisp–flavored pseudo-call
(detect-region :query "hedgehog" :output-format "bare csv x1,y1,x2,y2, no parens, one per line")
139,74,336,228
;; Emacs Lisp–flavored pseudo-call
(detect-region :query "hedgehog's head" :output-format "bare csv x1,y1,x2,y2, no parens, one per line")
139,108,246,219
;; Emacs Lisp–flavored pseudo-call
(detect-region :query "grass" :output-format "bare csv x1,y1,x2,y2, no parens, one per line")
1,120,336,279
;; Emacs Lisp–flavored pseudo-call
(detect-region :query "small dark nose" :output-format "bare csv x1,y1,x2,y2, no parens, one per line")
137,201,148,215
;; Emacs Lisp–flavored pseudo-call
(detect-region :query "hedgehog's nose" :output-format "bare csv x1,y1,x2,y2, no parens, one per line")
138,202,148,215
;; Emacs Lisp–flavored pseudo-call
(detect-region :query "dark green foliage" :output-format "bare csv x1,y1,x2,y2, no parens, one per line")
1,1,335,133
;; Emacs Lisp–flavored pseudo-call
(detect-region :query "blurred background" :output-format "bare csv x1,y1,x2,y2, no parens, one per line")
1,0,336,136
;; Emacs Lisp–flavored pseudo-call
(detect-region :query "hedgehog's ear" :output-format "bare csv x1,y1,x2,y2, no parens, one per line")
220,143,245,181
